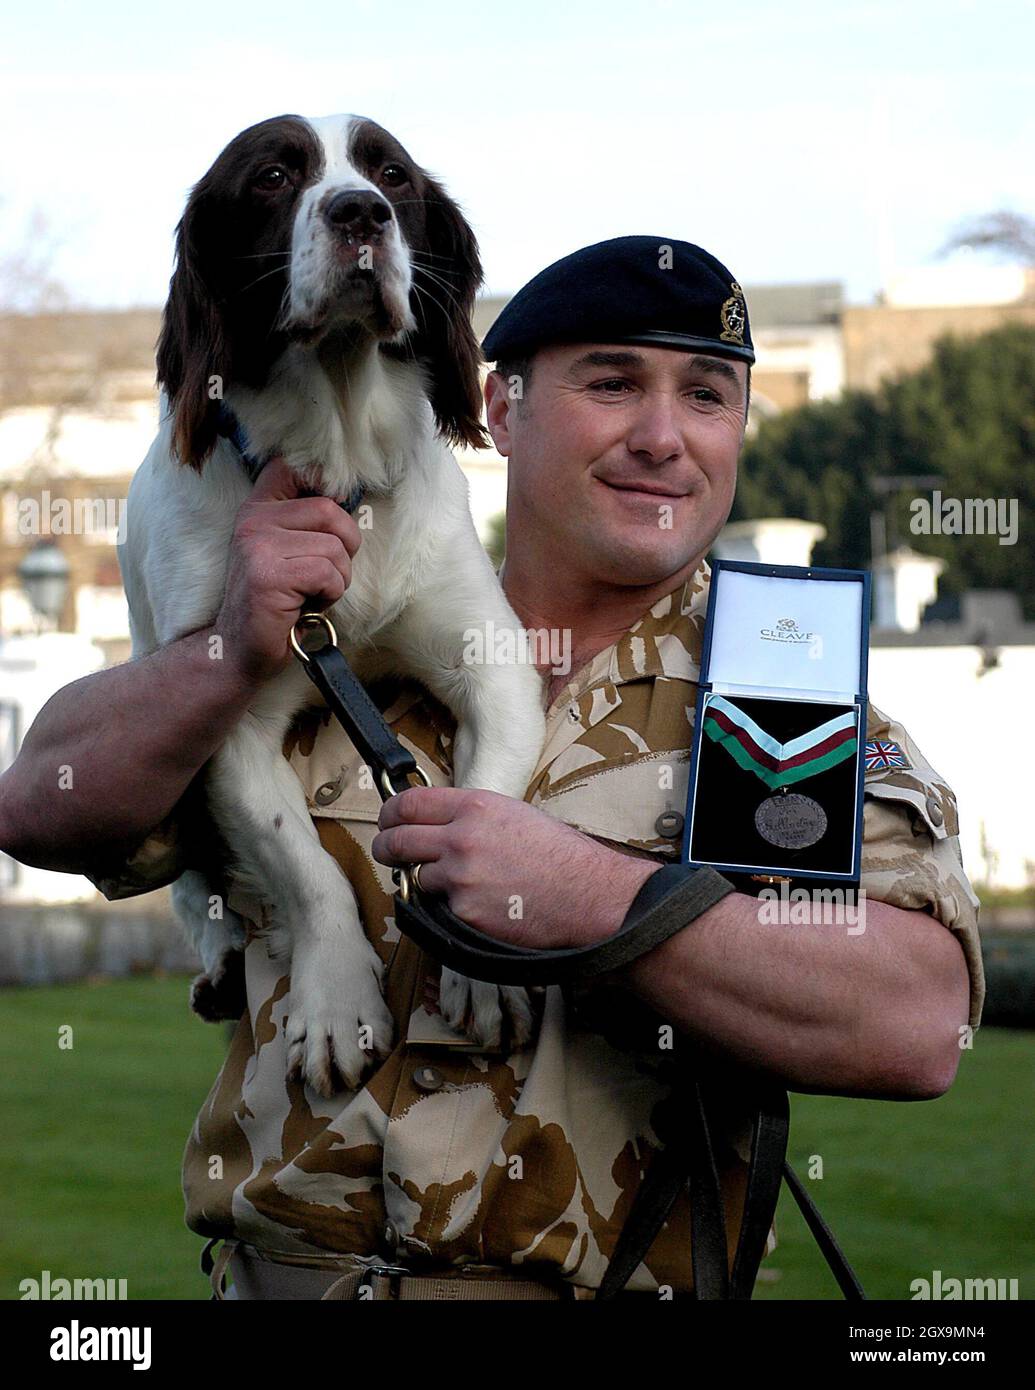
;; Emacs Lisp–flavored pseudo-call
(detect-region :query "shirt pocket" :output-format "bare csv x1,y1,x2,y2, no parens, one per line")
533,749,692,858
289,717,454,825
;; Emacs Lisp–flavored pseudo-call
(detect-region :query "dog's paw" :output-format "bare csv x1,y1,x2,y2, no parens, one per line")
438,969,535,1050
285,937,395,1097
189,950,247,1022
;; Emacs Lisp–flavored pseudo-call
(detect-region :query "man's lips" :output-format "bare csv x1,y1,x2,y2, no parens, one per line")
596,478,689,501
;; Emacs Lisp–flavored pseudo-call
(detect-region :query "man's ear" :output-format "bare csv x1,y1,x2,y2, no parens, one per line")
405,176,489,451
483,369,515,457
155,186,230,470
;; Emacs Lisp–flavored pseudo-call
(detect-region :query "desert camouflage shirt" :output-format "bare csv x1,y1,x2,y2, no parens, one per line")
89,560,984,1294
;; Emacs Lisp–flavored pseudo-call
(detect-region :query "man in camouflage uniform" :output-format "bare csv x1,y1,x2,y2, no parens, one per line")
3,238,983,1300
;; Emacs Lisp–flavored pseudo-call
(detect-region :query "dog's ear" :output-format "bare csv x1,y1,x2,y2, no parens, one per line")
155,185,230,470
407,177,489,451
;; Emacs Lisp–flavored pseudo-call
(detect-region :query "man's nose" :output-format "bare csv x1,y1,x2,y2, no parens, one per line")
323,190,393,240
625,397,684,463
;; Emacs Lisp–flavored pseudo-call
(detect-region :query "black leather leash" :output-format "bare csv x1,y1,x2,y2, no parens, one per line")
292,623,736,986
292,615,866,1301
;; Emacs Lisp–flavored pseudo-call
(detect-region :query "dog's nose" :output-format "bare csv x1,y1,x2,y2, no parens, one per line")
323,190,393,238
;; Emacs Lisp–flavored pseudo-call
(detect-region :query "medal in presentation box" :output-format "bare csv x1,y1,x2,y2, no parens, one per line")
680,559,871,892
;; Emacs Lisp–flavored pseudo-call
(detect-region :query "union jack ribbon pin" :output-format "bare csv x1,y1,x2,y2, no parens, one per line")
864,740,910,771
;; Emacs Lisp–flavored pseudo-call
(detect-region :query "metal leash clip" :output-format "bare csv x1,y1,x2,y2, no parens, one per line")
291,608,432,902
290,610,338,663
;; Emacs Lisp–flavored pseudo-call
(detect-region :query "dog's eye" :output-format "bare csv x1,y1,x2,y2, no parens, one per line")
381,163,408,187
255,165,289,190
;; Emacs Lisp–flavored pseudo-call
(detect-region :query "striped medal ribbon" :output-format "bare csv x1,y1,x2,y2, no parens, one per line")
701,694,859,850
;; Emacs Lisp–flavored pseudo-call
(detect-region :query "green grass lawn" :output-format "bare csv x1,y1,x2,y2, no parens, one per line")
758,1026,1034,1299
0,977,226,1300
0,977,1031,1300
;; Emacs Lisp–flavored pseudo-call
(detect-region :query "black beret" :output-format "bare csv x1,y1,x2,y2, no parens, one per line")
482,235,754,366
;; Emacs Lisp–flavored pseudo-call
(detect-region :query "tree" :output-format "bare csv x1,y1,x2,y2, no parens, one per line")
0,203,68,316
484,509,506,569
940,211,1035,265
733,324,1035,618
0,204,73,419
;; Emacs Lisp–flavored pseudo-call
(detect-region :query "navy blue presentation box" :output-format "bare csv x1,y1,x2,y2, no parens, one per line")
680,559,871,891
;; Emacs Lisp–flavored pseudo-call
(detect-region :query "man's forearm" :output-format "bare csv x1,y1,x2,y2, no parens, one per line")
602,871,970,1100
0,628,260,873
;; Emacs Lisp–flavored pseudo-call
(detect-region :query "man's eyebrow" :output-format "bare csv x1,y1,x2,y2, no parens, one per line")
567,349,647,373
567,348,743,394
686,355,742,390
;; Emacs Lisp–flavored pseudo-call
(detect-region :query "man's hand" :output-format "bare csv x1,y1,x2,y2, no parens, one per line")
372,787,660,949
213,457,364,687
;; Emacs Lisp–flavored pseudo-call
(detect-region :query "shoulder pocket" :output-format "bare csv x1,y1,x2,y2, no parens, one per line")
863,700,960,840
863,772,958,841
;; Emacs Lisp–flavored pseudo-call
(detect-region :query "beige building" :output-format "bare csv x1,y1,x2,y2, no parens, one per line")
741,281,845,415
843,265,1035,392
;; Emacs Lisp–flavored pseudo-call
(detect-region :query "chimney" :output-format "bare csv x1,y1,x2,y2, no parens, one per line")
873,546,945,632
712,517,827,568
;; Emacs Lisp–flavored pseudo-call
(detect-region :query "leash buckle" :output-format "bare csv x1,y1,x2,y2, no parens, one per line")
365,1263,409,1300
290,611,339,663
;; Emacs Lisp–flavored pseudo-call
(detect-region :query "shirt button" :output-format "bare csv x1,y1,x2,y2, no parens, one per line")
412,1065,445,1093
314,772,345,805
925,795,944,827
382,1221,399,1251
655,811,684,839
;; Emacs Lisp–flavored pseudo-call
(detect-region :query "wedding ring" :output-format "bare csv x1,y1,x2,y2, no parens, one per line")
396,861,426,903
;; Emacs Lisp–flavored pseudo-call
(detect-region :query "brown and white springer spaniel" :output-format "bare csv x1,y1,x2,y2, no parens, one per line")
119,115,544,1095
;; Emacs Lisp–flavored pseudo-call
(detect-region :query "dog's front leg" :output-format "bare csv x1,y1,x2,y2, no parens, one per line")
377,589,548,1050
205,700,394,1095
437,651,544,1049
375,577,547,796
171,867,249,1021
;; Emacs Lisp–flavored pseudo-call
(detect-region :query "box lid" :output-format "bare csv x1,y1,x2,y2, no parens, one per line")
701,559,870,703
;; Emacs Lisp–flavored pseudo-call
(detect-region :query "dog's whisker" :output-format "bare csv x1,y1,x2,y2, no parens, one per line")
410,279,450,324
408,257,463,278
236,265,291,295
411,269,467,319
409,281,434,331
413,264,465,307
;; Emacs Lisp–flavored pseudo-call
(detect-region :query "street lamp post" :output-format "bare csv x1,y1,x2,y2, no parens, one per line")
16,540,70,632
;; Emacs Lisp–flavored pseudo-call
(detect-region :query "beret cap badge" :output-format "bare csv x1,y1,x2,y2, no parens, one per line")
720,282,747,346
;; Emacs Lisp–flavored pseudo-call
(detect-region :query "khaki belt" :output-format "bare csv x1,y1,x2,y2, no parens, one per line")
208,1241,576,1301
322,1267,569,1301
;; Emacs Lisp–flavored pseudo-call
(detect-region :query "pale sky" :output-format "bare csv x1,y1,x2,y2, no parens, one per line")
2,0,1033,310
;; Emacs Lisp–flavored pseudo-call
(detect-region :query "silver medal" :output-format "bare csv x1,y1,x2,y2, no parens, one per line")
754,792,828,850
